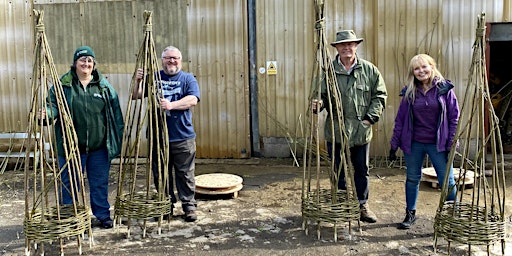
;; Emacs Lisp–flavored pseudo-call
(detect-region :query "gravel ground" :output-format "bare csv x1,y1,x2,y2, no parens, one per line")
1,158,511,255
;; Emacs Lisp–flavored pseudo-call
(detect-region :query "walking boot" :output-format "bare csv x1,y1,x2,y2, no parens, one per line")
359,203,377,223
397,210,416,229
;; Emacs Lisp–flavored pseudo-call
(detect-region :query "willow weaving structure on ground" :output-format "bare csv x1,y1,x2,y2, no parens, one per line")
434,12,506,256
115,11,172,238
24,10,92,256
301,0,360,242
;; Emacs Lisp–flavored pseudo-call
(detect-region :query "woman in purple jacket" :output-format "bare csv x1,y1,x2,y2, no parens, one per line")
389,54,459,229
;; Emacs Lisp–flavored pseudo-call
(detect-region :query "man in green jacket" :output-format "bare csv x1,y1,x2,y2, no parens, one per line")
313,30,387,223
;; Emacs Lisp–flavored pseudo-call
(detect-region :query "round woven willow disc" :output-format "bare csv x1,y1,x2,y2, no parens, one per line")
196,184,243,195
195,173,243,189
421,167,475,185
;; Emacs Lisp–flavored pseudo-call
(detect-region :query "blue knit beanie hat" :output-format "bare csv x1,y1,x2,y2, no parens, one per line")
73,46,95,62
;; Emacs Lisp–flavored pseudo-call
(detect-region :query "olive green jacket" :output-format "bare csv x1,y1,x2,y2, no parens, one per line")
319,55,387,147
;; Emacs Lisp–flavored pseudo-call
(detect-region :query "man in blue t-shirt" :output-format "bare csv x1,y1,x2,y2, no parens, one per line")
135,46,200,222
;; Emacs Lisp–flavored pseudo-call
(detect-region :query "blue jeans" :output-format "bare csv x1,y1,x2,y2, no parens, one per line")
152,138,197,212
59,147,111,221
327,142,370,204
404,142,457,210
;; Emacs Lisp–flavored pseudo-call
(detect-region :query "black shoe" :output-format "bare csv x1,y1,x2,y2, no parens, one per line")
397,210,416,229
100,218,113,229
184,210,197,222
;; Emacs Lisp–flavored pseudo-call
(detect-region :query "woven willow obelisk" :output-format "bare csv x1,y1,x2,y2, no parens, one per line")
434,12,506,256
24,10,91,255
115,11,172,238
301,0,360,242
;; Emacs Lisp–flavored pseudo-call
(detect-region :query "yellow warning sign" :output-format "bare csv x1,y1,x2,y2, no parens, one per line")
267,61,277,75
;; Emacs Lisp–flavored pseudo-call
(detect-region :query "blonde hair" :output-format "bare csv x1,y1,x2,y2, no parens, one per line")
403,54,445,101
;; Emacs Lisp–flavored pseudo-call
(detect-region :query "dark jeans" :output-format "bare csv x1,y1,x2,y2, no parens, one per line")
327,142,370,204
59,147,111,221
152,138,197,212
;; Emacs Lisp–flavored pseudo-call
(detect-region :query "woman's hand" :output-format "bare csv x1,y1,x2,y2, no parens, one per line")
311,99,322,114
388,149,397,161
37,108,46,120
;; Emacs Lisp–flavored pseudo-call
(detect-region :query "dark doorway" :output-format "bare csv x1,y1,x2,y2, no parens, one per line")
488,23,512,149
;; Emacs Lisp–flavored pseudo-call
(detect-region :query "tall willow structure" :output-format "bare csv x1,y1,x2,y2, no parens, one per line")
24,10,91,255
434,12,506,256
115,11,172,238
301,0,360,242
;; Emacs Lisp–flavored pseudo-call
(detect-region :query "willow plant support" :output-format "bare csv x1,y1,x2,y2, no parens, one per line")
114,10,172,238
24,10,91,256
301,0,360,242
434,12,506,256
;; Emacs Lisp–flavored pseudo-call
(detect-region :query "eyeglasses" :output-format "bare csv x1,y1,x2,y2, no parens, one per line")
162,56,181,61
77,57,94,63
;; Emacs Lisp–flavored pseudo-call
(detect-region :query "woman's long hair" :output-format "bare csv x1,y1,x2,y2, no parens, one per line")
403,53,445,102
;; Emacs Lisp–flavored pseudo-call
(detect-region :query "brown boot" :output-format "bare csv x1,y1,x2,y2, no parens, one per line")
360,203,377,223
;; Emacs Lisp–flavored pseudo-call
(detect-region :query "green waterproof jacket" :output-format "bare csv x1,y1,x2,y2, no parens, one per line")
319,55,387,147
46,68,124,161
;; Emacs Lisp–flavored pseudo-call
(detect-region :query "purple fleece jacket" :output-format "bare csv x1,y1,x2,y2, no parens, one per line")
390,79,460,155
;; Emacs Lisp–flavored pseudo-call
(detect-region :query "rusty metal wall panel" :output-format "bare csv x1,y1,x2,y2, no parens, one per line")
31,0,209,158
255,0,315,141
442,0,503,84
0,1,34,132
26,0,246,159
254,0,381,155
323,0,377,62
3,0,511,159
188,0,250,158
32,0,188,75
372,0,445,157
33,0,187,74
372,0,505,156
440,0,505,146
254,0,507,157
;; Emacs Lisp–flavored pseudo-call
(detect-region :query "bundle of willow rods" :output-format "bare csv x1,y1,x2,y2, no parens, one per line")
24,9,91,256
301,0,360,242
115,10,172,238
434,12,506,256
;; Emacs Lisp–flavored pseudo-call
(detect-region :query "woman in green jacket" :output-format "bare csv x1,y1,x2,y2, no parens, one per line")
42,46,124,229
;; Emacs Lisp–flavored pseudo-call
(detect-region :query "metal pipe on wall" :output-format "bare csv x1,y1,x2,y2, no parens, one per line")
247,0,261,157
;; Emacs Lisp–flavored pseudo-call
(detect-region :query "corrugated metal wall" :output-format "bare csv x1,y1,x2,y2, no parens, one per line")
253,0,503,156
255,0,313,142
1,0,511,158
255,0,510,157
0,0,33,132
31,0,192,156
3,0,249,158
373,0,445,156
188,0,250,158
